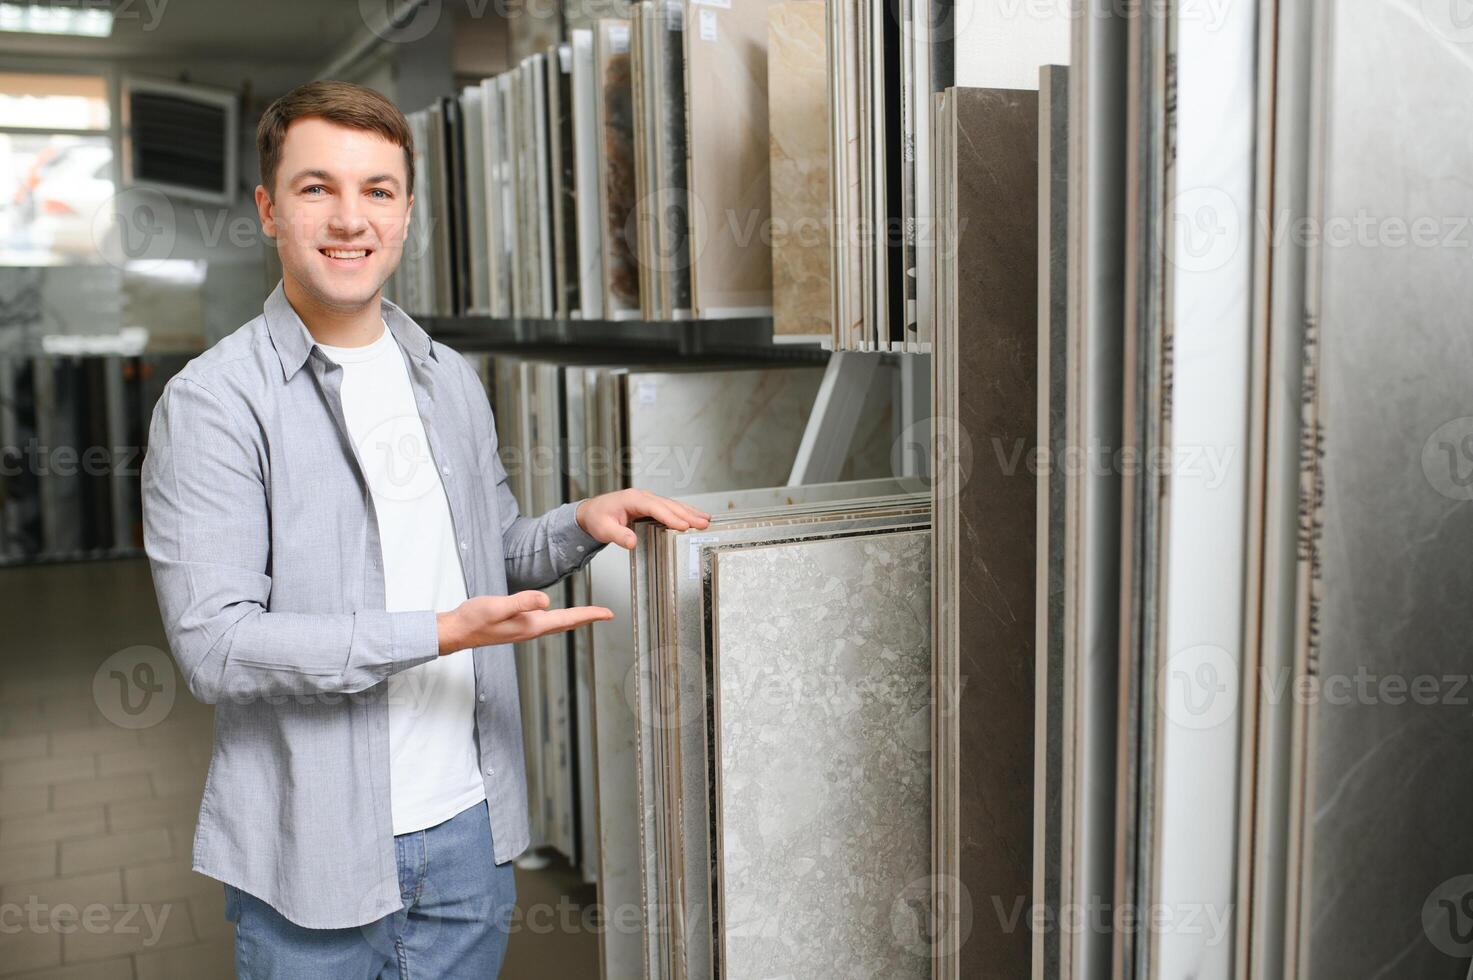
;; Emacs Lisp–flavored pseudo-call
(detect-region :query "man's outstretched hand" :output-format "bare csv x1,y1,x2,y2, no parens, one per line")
575,488,712,550
437,591,613,655
435,491,709,654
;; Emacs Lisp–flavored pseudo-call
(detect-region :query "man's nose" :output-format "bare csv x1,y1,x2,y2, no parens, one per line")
327,199,370,237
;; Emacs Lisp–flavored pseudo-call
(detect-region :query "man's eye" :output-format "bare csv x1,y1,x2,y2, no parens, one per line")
303,185,326,195
369,189,391,200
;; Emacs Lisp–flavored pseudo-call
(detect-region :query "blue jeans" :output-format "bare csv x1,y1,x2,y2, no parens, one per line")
224,799,516,979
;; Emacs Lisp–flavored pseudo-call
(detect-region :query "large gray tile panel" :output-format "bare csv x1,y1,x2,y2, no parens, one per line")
946,85,1039,980
710,529,931,980
1295,0,1473,976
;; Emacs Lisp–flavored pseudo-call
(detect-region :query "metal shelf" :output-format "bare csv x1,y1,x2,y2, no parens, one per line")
417,314,831,360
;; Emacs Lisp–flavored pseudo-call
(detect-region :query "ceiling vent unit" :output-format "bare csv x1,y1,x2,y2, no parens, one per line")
122,77,237,205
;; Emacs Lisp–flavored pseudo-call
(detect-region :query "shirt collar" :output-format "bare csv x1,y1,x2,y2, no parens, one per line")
263,278,437,382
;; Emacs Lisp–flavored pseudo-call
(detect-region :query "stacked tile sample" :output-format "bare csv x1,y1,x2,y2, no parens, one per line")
608,483,931,980
932,84,1040,980
767,1,832,340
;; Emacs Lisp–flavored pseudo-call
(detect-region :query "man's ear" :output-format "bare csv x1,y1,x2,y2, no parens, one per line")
254,184,276,241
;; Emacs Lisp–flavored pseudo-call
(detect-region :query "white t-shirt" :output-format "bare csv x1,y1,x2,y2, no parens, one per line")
313,319,486,835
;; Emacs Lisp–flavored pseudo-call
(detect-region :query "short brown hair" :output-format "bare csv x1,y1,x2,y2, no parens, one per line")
256,80,414,197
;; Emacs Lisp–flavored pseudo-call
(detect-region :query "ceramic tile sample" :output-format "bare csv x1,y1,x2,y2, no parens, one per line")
710,529,931,980
659,498,928,978
936,85,1039,980
621,365,824,495
596,479,914,979
1113,10,1170,976
571,29,606,318
827,0,865,348
565,0,634,30
953,0,1071,89
652,0,692,318
1291,0,1473,976
459,84,490,314
1060,8,1126,978
683,0,776,317
1147,0,1256,975
1240,1,1310,974
767,1,832,338
480,75,513,317
532,54,556,317
1034,62,1068,980
589,518,645,980
549,43,581,319
596,19,641,317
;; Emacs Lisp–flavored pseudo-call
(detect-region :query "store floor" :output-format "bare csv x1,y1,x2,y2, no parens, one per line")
0,558,598,979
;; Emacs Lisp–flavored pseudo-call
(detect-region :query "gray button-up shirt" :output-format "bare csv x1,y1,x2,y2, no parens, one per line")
141,280,604,929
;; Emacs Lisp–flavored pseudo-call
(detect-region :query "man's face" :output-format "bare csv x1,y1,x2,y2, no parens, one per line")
255,117,412,312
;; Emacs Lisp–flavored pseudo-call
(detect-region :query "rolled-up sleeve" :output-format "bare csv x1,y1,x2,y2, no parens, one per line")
142,377,439,704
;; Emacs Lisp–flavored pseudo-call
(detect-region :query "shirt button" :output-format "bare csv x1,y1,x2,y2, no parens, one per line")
478,693,486,702
459,541,468,551
441,465,450,476
576,545,585,553
486,768,495,776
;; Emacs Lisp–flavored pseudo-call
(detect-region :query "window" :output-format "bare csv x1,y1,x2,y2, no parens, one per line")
0,71,114,264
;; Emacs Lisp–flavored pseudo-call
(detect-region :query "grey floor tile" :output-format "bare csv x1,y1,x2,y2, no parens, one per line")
2,756,95,789
5,957,133,980
133,939,232,980
0,842,58,884
60,899,192,965
0,808,107,848
121,863,220,906
52,778,152,813
60,831,171,877
0,786,50,818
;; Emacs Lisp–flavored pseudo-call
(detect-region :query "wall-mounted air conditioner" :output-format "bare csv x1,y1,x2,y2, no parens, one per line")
121,76,238,206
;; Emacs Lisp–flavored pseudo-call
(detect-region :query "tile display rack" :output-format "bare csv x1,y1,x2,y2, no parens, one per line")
418,313,830,360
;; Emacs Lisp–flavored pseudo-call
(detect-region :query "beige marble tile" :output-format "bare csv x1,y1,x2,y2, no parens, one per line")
684,0,776,317
767,1,832,337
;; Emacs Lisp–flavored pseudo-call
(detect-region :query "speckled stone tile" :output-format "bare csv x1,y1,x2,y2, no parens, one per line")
684,0,776,317
655,495,926,977
709,529,931,980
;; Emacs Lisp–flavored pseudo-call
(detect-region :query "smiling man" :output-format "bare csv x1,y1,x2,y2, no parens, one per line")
140,80,708,979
